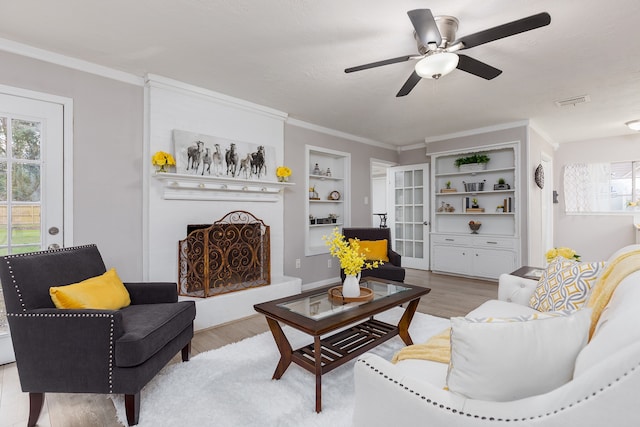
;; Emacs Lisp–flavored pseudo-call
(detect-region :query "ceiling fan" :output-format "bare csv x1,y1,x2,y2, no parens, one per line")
344,9,551,97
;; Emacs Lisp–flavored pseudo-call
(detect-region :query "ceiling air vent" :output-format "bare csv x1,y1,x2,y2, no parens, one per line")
554,95,591,107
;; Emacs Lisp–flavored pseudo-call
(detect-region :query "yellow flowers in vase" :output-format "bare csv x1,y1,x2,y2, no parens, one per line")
152,151,176,173
276,166,292,182
322,228,383,276
546,247,581,263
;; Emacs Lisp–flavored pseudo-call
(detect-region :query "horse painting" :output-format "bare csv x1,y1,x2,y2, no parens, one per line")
200,148,212,175
211,144,223,176
239,153,252,179
250,145,266,178
225,143,239,177
187,141,204,173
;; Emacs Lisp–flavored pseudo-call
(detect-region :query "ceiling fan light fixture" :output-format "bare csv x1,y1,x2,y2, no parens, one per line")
625,120,640,131
415,52,459,79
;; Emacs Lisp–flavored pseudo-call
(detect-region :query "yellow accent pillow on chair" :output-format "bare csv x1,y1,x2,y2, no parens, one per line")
350,238,389,262
50,268,131,310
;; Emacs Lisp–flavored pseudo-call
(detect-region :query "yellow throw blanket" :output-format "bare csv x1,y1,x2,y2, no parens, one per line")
392,249,640,364
586,249,640,338
391,327,451,364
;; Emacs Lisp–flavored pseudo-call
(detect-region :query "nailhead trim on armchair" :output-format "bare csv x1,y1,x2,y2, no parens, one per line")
8,311,117,393
357,358,640,422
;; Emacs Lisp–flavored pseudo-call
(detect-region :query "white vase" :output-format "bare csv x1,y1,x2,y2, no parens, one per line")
342,274,361,298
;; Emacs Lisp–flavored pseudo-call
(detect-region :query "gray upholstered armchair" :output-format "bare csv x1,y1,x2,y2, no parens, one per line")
341,227,405,282
0,244,196,426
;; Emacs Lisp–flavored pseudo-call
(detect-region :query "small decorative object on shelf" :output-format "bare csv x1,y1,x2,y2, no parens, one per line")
312,163,321,175
276,166,291,182
326,168,332,177
328,190,341,200
328,213,339,223
546,247,580,262
152,151,176,173
441,180,457,193
309,186,320,200
471,198,479,208
309,215,316,225
468,220,482,234
323,227,382,298
494,178,510,190
496,205,504,213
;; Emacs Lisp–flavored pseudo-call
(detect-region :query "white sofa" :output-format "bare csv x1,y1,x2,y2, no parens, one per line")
353,245,640,426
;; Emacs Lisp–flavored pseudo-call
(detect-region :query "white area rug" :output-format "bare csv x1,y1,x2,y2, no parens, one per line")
112,308,450,427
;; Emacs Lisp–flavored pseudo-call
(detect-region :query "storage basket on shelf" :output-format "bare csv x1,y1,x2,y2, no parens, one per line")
463,180,486,192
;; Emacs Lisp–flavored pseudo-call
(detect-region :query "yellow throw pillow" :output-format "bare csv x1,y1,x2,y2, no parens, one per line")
50,268,131,310
349,238,389,262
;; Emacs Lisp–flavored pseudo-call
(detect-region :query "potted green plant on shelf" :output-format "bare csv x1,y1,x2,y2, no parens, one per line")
454,153,490,171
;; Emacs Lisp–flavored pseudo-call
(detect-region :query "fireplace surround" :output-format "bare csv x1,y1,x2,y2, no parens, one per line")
178,211,270,297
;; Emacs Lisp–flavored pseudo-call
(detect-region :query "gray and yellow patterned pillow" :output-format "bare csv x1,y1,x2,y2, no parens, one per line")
529,258,605,312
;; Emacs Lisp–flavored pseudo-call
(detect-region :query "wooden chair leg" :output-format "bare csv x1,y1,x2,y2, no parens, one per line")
27,392,44,427
125,393,140,426
181,341,191,362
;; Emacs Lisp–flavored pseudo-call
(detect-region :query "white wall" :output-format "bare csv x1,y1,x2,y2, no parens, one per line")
554,134,640,261
145,76,288,282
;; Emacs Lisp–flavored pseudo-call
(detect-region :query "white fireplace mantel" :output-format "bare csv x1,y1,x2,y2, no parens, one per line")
153,172,295,202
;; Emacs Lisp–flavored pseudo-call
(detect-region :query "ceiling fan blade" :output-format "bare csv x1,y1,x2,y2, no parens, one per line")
396,71,422,97
345,55,416,73
455,12,551,49
407,9,442,47
456,54,502,80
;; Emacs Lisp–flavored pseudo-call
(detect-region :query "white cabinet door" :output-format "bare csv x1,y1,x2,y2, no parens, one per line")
472,248,516,279
432,245,471,275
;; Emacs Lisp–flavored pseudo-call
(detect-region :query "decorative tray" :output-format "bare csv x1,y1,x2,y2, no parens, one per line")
328,286,374,303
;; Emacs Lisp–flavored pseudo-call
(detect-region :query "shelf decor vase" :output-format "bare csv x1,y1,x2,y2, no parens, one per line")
342,274,361,298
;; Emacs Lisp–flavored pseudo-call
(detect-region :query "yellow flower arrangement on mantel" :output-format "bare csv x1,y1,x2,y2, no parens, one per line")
152,151,176,173
546,247,581,263
323,227,382,276
276,166,292,182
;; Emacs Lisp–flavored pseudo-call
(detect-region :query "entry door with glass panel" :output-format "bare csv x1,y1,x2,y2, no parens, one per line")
388,164,430,270
0,93,64,364
0,93,64,255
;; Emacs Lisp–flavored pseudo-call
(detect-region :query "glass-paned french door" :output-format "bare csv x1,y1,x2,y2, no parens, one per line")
0,91,64,363
388,163,430,270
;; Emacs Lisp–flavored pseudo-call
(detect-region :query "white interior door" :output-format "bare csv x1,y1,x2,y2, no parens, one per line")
0,92,64,364
387,164,430,269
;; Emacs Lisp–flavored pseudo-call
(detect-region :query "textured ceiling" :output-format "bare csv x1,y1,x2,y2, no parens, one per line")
1,0,639,147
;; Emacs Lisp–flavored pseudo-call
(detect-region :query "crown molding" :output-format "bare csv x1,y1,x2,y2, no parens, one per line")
287,118,395,150
397,141,428,152
424,120,530,144
0,37,144,86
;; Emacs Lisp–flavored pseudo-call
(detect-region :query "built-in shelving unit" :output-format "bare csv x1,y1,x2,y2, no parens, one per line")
153,172,294,202
430,143,520,279
305,146,350,256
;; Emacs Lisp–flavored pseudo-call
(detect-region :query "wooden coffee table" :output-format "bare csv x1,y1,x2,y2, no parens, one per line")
254,277,430,412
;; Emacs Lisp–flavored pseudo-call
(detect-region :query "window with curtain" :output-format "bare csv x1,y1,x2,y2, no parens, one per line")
564,161,640,213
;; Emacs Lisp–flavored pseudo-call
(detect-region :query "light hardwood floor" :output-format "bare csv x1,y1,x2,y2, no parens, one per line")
0,270,496,427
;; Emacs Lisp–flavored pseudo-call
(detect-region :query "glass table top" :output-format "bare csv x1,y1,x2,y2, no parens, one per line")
277,279,411,320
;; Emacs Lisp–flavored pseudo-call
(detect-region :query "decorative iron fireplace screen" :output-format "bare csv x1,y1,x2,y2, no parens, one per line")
178,211,270,297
